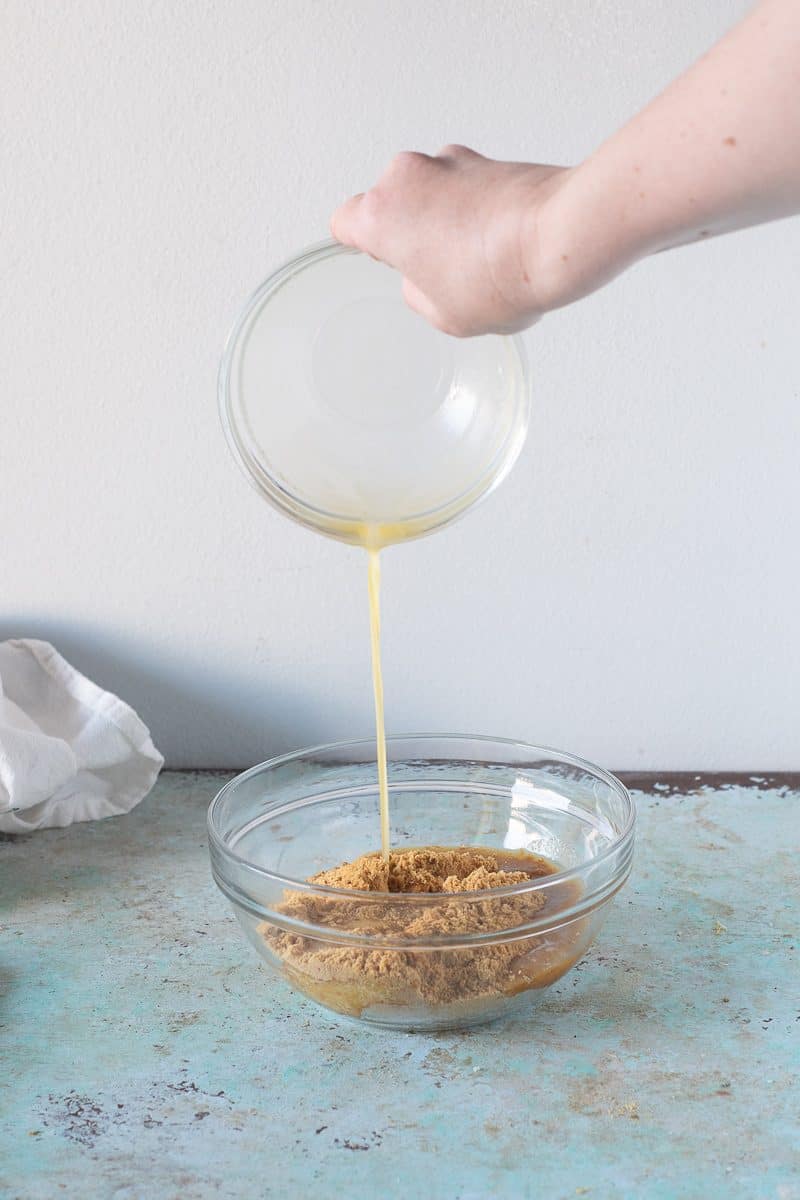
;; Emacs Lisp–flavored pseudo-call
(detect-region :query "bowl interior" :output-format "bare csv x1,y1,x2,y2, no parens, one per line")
210,737,633,896
220,242,529,543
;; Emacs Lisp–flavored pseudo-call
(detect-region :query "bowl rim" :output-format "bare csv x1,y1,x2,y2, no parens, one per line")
207,733,636,910
217,239,531,545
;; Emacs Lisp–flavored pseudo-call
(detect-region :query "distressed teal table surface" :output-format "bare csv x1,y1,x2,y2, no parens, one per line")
2,771,798,1200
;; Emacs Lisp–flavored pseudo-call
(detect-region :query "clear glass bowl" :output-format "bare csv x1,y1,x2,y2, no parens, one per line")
208,736,635,1031
218,240,530,546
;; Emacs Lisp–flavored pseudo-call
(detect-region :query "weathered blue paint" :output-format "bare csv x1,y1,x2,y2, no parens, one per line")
2,772,798,1199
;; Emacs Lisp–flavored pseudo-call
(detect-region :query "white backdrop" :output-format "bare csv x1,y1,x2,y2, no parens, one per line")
3,0,798,769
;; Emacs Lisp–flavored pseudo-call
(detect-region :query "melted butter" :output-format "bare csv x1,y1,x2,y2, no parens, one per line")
367,548,390,860
321,517,442,551
358,522,419,861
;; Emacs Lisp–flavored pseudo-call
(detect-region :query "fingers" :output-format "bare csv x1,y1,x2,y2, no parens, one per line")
402,278,439,324
331,150,428,247
330,192,365,247
402,279,468,337
331,148,449,259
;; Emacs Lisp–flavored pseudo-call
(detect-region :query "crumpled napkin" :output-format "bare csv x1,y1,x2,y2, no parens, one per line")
0,639,163,834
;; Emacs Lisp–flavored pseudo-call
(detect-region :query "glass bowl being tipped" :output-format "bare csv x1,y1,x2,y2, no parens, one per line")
208,736,635,1031
219,240,530,546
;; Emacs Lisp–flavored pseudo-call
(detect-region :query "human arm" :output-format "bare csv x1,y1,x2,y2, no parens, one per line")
330,0,800,336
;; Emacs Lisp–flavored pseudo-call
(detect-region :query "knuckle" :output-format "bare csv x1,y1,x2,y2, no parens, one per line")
437,143,473,160
388,149,428,176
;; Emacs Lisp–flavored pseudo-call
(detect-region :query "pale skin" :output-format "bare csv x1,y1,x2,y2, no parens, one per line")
331,0,800,337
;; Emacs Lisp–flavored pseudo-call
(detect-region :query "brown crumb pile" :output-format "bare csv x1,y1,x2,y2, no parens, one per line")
315,845,540,895
259,846,586,1017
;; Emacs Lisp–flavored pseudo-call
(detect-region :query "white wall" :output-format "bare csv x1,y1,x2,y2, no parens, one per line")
3,0,798,770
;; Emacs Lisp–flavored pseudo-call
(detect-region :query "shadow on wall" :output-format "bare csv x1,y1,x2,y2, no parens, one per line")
0,618,336,770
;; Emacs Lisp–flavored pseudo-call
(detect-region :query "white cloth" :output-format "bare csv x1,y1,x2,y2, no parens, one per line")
0,639,163,833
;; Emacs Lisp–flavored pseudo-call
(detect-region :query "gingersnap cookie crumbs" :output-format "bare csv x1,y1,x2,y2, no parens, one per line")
259,846,587,1016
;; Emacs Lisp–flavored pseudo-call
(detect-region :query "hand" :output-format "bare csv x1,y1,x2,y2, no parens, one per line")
331,0,800,338
331,146,578,337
